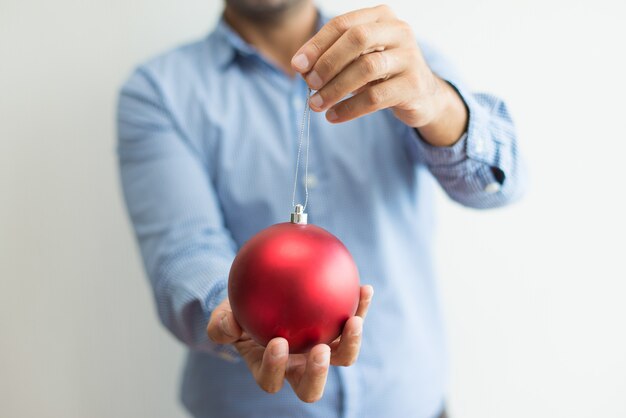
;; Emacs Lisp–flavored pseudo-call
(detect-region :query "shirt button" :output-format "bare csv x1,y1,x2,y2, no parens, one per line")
304,174,318,189
484,182,501,194
474,139,485,154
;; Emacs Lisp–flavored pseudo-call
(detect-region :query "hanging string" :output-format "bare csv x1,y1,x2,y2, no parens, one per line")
292,87,313,211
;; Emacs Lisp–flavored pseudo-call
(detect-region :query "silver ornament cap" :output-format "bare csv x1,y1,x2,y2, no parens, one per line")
290,204,308,224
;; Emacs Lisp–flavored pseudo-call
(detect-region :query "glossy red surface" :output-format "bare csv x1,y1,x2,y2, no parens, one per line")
228,222,360,353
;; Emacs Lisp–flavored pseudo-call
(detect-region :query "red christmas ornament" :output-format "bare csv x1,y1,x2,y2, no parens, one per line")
228,205,360,354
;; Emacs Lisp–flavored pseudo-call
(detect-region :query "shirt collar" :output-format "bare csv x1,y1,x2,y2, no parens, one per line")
209,9,330,69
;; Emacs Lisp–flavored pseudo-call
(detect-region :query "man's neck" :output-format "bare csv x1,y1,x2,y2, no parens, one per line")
223,2,318,77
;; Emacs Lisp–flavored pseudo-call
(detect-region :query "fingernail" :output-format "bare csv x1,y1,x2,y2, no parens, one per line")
271,343,287,359
307,71,322,90
326,109,338,122
220,315,233,337
309,93,324,109
314,350,330,366
292,53,309,71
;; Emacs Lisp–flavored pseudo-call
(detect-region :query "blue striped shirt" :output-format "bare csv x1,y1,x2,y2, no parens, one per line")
117,12,526,418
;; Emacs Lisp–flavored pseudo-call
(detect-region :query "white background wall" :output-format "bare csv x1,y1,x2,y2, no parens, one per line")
1,0,625,417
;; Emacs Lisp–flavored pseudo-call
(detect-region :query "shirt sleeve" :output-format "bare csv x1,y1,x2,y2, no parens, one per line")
116,67,239,359
408,42,528,209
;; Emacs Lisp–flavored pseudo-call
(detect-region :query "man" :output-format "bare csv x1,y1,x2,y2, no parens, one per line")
117,1,525,417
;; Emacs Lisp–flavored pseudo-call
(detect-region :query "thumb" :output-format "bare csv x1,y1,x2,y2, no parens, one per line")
207,298,243,344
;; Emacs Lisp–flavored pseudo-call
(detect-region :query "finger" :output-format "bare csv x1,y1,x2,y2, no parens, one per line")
291,5,395,73
355,285,374,319
330,316,363,367
325,76,409,124
234,336,266,372
254,337,289,394
304,21,412,91
206,299,243,344
290,344,330,403
309,49,407,112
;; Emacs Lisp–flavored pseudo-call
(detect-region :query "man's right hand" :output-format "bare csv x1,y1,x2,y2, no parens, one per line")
207,285,373,403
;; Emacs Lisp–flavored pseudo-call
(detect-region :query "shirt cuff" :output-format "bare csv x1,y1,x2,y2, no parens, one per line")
411,80,511,194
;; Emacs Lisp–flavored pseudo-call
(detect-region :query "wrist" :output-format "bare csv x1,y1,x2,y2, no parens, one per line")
417,77,468,147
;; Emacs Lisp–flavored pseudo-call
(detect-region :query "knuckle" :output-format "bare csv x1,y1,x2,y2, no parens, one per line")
330,15,351,33
365,86,386,106
376,4,389,12
315,56,333,77
376,4,395,17
360,53,385,76
398,20,414,37
208,309,220,325
347,25,370,48
206,321,220,342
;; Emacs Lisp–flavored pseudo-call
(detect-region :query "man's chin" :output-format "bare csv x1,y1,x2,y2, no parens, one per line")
225,0,307,22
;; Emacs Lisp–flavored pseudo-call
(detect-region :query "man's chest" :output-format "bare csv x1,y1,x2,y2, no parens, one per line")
172,71,418,244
